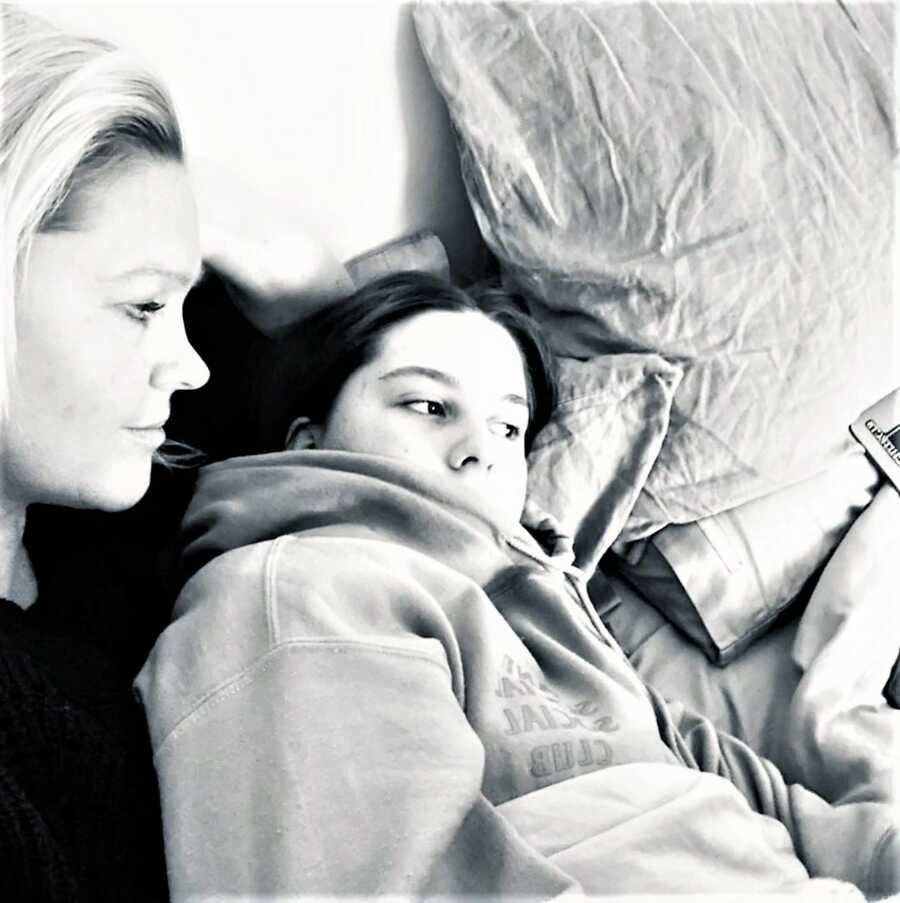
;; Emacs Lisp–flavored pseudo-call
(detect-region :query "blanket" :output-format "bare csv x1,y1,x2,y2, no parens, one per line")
783,484,900,806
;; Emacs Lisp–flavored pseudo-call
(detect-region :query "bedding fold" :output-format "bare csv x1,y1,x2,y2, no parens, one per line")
782,483,900,808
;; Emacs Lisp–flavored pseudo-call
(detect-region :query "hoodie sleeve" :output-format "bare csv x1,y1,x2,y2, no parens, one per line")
649,688,899,898
136,535,581,901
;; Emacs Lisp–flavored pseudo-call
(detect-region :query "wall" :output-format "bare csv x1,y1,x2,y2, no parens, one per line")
21,0,487,281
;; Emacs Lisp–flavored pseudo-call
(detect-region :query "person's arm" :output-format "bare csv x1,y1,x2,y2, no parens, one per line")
648,687,898,898
137,540,579,901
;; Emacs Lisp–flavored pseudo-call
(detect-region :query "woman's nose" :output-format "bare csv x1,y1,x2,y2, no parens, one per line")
151,316,210,393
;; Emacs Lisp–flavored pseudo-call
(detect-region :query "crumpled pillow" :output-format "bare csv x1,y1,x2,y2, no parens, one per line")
527,355,682,576
609,449,881,664
345,229,451,286
414,2,896,539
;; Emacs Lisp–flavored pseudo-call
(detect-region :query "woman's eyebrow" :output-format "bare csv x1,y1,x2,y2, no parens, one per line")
105,263,204,287
379,366,527,406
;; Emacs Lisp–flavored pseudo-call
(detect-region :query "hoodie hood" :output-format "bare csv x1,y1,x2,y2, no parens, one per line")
178,450,574,591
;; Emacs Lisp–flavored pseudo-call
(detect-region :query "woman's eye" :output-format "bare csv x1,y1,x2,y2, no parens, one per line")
406,399,447,418
125,300,165,323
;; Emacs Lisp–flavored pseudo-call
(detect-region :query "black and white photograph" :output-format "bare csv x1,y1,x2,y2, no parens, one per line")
1,1,898,900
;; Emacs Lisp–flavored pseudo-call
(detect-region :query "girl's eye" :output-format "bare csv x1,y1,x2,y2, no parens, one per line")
405,399,447,418
491,422,522,441
125,300,165,323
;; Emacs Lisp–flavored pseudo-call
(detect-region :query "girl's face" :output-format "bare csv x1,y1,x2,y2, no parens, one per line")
315,309,531,529
2,159,209,511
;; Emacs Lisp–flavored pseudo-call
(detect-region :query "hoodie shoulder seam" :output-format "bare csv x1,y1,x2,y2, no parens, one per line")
152,639,452,757
266,535,289,645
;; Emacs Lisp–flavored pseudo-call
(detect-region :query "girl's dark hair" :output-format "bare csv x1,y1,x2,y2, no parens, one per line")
253,270,557,454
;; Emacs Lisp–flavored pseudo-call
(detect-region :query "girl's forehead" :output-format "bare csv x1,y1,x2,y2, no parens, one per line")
375,309,529,390
378,310,524,368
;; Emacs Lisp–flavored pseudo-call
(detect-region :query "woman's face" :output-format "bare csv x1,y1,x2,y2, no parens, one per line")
316,309,531,528
2,158,209,511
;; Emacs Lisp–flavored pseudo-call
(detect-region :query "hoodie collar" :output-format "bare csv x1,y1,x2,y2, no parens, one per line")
177,450,575,590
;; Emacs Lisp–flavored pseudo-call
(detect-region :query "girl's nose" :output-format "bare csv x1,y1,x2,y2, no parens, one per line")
448,424,495,473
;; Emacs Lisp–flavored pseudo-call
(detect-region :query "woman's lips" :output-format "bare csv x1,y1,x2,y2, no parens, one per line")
127,426,166,446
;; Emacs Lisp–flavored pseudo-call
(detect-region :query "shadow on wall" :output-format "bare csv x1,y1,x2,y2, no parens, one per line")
394,5,489,284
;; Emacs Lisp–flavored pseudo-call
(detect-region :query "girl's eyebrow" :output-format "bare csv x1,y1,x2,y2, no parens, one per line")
379,365,456,385
379,366,527,406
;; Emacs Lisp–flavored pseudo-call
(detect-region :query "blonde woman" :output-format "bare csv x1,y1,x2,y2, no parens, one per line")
0,5,210,899
1,0,360,894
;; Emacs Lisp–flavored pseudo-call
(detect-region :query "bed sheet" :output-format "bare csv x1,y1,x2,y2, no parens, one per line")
590,568,800,766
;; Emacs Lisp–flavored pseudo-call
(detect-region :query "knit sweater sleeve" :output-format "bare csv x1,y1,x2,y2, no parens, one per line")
0,603,169,903
0,760,78,902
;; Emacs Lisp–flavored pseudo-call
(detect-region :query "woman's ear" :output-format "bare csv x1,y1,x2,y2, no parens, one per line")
285,416,323,450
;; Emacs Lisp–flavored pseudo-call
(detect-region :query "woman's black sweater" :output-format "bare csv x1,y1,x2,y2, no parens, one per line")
0,468,196,902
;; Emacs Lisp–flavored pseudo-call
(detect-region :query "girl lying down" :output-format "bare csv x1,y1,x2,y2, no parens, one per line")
136,272,898,900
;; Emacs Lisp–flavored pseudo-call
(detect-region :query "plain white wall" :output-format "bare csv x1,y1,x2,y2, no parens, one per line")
21,0,487,281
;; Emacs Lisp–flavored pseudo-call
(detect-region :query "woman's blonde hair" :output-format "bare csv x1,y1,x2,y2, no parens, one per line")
0,3,184,417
